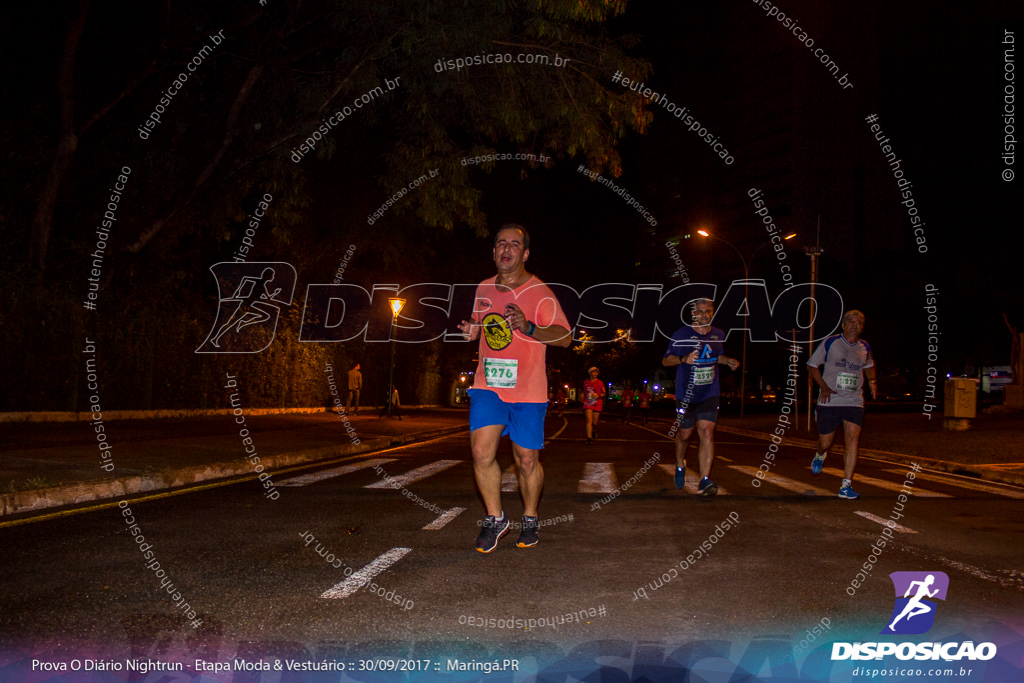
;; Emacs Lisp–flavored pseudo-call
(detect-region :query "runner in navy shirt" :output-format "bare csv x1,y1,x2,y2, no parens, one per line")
662,298,739,496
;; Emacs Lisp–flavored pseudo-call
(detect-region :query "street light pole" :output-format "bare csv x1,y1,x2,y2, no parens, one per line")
387,297,406,419
803,216,823,431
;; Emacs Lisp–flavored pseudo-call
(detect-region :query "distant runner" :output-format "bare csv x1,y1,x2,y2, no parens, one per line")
583,366,606,445
662,299,739,496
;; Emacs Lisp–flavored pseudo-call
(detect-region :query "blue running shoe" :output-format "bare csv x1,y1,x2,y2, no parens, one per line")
697,476,719,496
475,515,511,553
838,484,860,500
674,466,686,489
811,452,826,475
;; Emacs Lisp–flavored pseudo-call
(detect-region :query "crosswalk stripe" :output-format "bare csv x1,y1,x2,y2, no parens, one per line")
277,458,396,487
820,467,950,497
422,507,467,530
854,510,917,534
365,460,462,489
657,464,731,495
578,462,618,494
883,469,1024,499
501,465,519,492
321,547,411,599
730,465,834,496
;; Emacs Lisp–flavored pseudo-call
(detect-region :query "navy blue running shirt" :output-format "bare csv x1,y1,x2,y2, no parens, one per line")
665,325,726,404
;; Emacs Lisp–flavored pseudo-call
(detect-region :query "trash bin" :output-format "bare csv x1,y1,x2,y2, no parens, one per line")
944,378,976,419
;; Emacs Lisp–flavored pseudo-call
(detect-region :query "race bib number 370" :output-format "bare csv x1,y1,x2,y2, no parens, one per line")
484,358,518,388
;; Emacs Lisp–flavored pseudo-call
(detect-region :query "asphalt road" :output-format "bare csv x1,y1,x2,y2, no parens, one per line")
2,414,1022,679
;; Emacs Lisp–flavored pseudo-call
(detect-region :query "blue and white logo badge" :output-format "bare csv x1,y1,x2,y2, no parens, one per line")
882,571,949,635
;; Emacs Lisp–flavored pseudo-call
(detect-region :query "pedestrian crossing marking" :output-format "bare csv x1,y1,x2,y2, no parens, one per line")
883,469,1024,499
501,465,519,492
365,460,461,489
578,462,618,494
278,458,396,487
821,467,950,498
730,465,834,496
657,464,731,495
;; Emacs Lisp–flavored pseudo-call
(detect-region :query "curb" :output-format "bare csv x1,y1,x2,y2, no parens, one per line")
0,424,468,520
0,405,451,424
716,425,1024,487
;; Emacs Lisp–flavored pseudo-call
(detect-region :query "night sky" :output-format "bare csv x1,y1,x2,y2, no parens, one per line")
2,0,1022,406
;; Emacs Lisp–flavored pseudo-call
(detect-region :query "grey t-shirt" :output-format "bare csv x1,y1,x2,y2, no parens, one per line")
807,334,874,408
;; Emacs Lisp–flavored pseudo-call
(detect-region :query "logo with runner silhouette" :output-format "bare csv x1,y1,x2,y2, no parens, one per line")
881,571,949,635
197,262,297,353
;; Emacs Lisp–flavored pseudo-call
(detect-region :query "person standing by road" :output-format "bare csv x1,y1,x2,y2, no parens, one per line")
583,366,606,445
458,224,571,552
345,363,362,414
807,309,877,499
662,298,739,496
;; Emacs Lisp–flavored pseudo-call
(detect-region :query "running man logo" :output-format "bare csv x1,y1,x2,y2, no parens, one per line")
881,571,949,635
197,262,296,354
482,313,513,351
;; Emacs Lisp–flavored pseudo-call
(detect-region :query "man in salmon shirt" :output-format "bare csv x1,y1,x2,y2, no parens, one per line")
458,224,572,553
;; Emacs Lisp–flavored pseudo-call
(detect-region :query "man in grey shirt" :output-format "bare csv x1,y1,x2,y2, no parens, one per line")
346,363,362,414
807,310,878,499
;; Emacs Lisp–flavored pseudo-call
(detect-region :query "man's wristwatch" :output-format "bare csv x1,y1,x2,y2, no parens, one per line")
526,321,536,337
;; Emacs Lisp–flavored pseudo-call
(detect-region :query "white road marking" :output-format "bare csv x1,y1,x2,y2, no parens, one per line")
365,460,462,489
730,465,834,496
321,547,412,599
820,467,950,498
277,458,396,487
883,469,1024,499
658,464,731,495
853,510,918,534
422,507,467,530
578,463,618,494
501,465,519,492
931,555,1023,589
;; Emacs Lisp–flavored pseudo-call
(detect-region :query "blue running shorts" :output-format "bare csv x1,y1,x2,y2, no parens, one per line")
469,388,547,450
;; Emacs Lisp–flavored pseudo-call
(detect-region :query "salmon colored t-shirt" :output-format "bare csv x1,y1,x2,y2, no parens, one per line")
471,276,570,403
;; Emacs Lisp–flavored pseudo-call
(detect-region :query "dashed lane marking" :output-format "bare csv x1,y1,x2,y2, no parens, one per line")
854,510,917,533
422,507,467,530
321,547,412,599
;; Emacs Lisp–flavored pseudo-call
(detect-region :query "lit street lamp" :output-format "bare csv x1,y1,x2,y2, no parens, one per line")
386,297,406,419
697,229,796,417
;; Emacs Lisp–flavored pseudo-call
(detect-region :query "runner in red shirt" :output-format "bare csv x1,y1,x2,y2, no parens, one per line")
637,387,652,425
620,383,635,424
583,366,606,445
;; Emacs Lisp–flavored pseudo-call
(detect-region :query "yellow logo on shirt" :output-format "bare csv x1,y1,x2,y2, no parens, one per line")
482,313,513,350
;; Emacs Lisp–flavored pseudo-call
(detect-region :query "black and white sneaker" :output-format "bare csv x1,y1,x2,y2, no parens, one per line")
475,515,511,553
